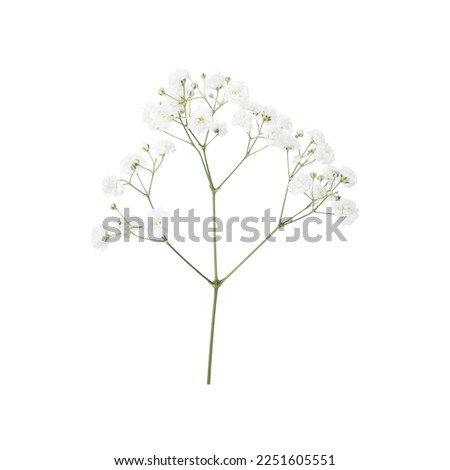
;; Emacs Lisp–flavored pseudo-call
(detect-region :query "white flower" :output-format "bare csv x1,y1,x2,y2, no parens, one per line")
166,83,184,99
241,100,262,115
102,175,124,197
152,139,176,156
278,115,293,132
264,126,284,144
323,165,341,181
208,120,228,136
311,183,331,200
292,154,301,164
224,80,249,103
168,68,189,86
264,127,300,151
313,142,335,164
341,166,357,187
323,165,357,186
232,109,254,133
206,73,226,89
143,101,173,131
260,106,277,125
308,128,326,144
332,199,359,225
121,154,149,174
188,106,213,133
282,134,300,151
289,174,312,195
148,208,169,239
91,225,109,250
164,85,185,113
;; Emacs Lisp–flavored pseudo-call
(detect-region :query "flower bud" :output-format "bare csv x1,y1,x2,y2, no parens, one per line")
142,143,150,152
310,172,317,179
110,203,117,210
158,88,166,96
201,73,207,79
295,129,304,138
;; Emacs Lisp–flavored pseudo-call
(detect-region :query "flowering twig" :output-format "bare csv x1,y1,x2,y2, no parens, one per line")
93,69,359,384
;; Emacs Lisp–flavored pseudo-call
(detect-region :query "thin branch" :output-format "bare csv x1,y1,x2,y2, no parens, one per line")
166,241,212,285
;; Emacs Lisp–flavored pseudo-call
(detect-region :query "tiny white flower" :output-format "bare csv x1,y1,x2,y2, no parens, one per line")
148,208,169,239
224,80,249,103
164,85,185,113
289,173,312,195
152,139,176,156
260,106,277,125
264,127,300,151
121,154,149,174
332,199,359,225
323,165,341,181
340,166,357,187
188,106,213,133
323,165,357,186
308,128,326,144
241,100,262,115
281,134,300,151
310,183,330,200
166,83,184,99
232,109,254,133
264,126,284,146
168,68,189,86
143,101,173,131
102,175,125,197
206,73,226,89
313,142,335,164
208,120,228,136
278,115,293,132
91,225,109,250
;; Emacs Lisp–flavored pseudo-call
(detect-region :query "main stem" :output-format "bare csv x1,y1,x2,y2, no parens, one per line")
207,286,219,384
207,188,219,384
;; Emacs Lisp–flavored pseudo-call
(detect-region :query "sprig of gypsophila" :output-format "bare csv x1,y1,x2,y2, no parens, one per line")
92,68,359,384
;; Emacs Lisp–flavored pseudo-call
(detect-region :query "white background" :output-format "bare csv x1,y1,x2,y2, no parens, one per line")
1,1,449,469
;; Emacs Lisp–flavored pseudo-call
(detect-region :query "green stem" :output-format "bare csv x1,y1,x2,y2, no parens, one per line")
279,183,290,221
221,225,280,284
207,187,220,384
212,190,218,280
165,241,212,285
217,154,248,189
207,286,219,385
216,135,261,190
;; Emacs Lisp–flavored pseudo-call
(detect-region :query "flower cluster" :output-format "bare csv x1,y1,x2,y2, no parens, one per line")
93,68,359,250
